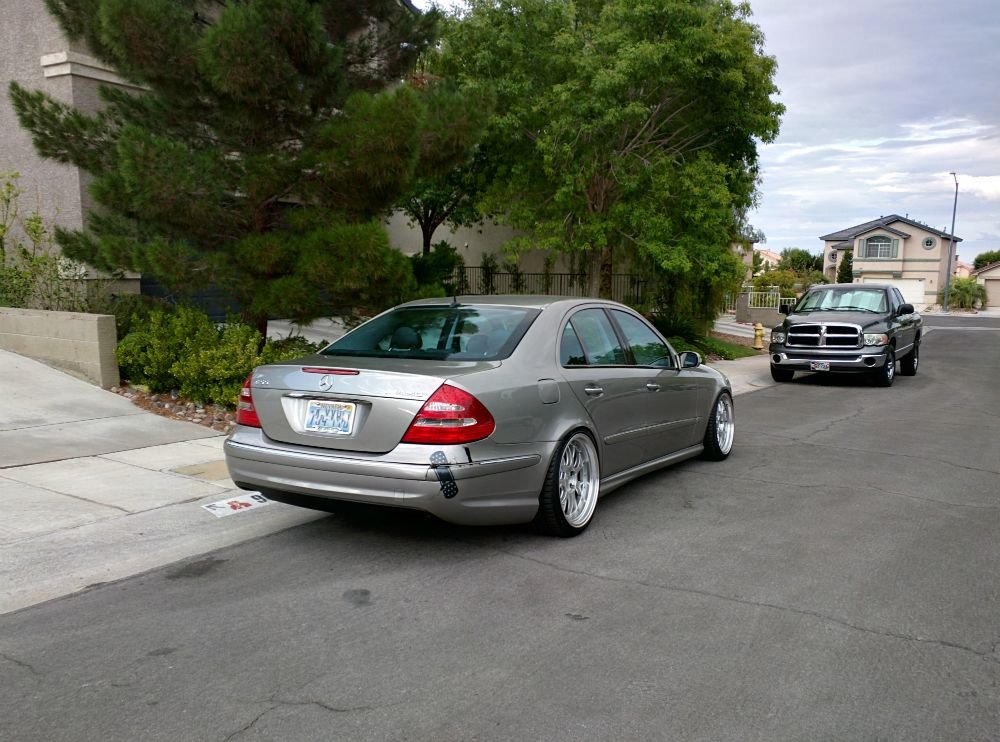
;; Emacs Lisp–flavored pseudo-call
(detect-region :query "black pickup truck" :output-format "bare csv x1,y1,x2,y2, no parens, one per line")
768,283,922,387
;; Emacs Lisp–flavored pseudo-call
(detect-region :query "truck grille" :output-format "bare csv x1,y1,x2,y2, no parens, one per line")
786,323,861,348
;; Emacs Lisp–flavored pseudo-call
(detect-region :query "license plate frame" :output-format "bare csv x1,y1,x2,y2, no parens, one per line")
304,400,357,436
809,361,831,371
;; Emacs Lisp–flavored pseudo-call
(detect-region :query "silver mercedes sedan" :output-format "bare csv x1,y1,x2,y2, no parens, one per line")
224,296,735,536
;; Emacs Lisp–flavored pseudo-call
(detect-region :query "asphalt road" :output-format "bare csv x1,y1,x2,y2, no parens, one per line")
3,320,1000,742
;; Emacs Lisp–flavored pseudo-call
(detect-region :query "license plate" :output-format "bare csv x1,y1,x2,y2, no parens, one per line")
809,361,831,371
304,400,356,435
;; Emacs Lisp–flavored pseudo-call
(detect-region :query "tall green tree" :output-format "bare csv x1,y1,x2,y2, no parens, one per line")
973,250,1000,270
433,0,783,322
836,249,854,283
777,247,823,275
9,0,448,336
394,80,492,255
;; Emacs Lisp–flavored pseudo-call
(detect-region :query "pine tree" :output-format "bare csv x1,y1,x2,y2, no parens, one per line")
836,249,854,283
9,0,449,336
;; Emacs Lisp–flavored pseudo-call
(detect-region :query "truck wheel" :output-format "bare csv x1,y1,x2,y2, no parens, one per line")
770,365,794,382
871,347,895,387
899,342,919,376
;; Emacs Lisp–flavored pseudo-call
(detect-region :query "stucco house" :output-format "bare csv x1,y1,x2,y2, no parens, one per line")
972,262,1000,308
0,0,143,292
820,215,961,309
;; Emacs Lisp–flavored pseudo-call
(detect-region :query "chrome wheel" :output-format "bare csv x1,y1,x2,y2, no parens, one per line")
558,433,600,529
714,393,735,455
701,392,735,461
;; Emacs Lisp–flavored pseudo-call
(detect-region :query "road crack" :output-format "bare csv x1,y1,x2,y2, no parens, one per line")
490,548,999,664
0,651,40,675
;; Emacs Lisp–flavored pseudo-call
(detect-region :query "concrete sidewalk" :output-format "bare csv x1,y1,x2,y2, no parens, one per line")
0,345,773,615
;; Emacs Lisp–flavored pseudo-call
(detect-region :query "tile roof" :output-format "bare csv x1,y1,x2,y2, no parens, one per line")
972,261,1000,276
820,214,961,242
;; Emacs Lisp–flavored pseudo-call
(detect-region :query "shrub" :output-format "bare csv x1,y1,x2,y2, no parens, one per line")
261,335,324,363
410,241,460,294
939,277,987,310
752,269,798,297
116,306,218,392
117,305,328,407
171,321,262,406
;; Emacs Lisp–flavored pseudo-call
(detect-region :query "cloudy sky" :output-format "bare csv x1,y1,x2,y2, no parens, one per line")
415,0,1000,263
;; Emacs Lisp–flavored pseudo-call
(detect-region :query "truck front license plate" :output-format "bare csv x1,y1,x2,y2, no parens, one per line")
809,361,830,371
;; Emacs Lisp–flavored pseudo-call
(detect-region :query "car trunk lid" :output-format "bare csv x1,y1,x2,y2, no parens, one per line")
248,356,499,453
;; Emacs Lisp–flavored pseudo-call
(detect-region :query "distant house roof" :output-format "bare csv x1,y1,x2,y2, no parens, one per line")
972,261,1000,276
820,214,961,243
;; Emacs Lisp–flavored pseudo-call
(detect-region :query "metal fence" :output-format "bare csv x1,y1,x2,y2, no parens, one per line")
457,268,646,305
723,286,797,313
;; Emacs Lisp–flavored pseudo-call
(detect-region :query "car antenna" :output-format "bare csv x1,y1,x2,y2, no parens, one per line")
451,294,460,307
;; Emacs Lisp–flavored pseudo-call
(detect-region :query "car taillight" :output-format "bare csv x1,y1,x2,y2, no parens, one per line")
236,375,261,428
401,383,495,445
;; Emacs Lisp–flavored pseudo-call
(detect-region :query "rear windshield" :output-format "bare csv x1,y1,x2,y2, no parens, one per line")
321,304,541,361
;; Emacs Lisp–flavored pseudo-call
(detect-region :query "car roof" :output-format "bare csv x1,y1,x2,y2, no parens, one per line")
397,295,629,310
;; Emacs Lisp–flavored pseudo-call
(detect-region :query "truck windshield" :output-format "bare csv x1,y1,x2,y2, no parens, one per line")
795,288,887,313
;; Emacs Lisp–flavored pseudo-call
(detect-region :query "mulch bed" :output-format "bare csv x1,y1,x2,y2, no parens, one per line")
109,384,237,434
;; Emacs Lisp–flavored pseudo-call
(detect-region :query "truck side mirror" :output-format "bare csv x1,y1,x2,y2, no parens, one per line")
779,304,791,315
897,303,914,315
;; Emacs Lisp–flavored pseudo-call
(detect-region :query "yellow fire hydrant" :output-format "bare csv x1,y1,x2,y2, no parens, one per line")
753,322,765,350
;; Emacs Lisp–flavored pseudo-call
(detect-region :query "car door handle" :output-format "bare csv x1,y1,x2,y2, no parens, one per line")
646,383,661,392
584,385,604,397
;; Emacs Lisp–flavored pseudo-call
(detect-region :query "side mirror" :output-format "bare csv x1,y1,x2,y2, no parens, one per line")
679,351,701,369
898,303,914,315
779,304,791,315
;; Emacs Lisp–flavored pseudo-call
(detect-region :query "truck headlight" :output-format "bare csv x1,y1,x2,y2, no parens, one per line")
770,330,785,344
863,333,889,346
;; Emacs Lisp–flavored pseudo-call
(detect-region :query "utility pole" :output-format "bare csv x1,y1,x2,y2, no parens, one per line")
942,172,959,313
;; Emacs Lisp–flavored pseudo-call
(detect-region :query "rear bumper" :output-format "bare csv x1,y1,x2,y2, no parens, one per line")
223,428,551,526
769,345,889,373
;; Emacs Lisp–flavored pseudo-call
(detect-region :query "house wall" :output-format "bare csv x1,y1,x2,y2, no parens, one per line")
384,211,573,272
0,0,86,241
974,264,1000,308
1,0,141,290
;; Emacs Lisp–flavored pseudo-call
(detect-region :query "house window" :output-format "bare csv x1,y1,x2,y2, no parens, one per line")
829,250,837,262
865,236,892,258
922,237,936,250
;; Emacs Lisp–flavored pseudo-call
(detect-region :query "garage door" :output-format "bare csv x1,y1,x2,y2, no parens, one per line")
861,278,926,307
985,279,1000,308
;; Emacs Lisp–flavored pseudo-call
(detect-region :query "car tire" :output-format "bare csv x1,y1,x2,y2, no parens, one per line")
535,431,600,537
770,365,794,382
701,391,735,461
899,341,919,376
871,347,896,387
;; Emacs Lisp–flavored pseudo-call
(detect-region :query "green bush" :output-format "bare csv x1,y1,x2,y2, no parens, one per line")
171,321,262,407
939,277,987,310
117,305,327,408
116,306,218,392
261,335,323,363
410,241,460,294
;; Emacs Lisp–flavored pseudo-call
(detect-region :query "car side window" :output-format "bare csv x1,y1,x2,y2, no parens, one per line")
565,309,627,366
560,322,587,366
892,288,906,310
610,310,675,368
